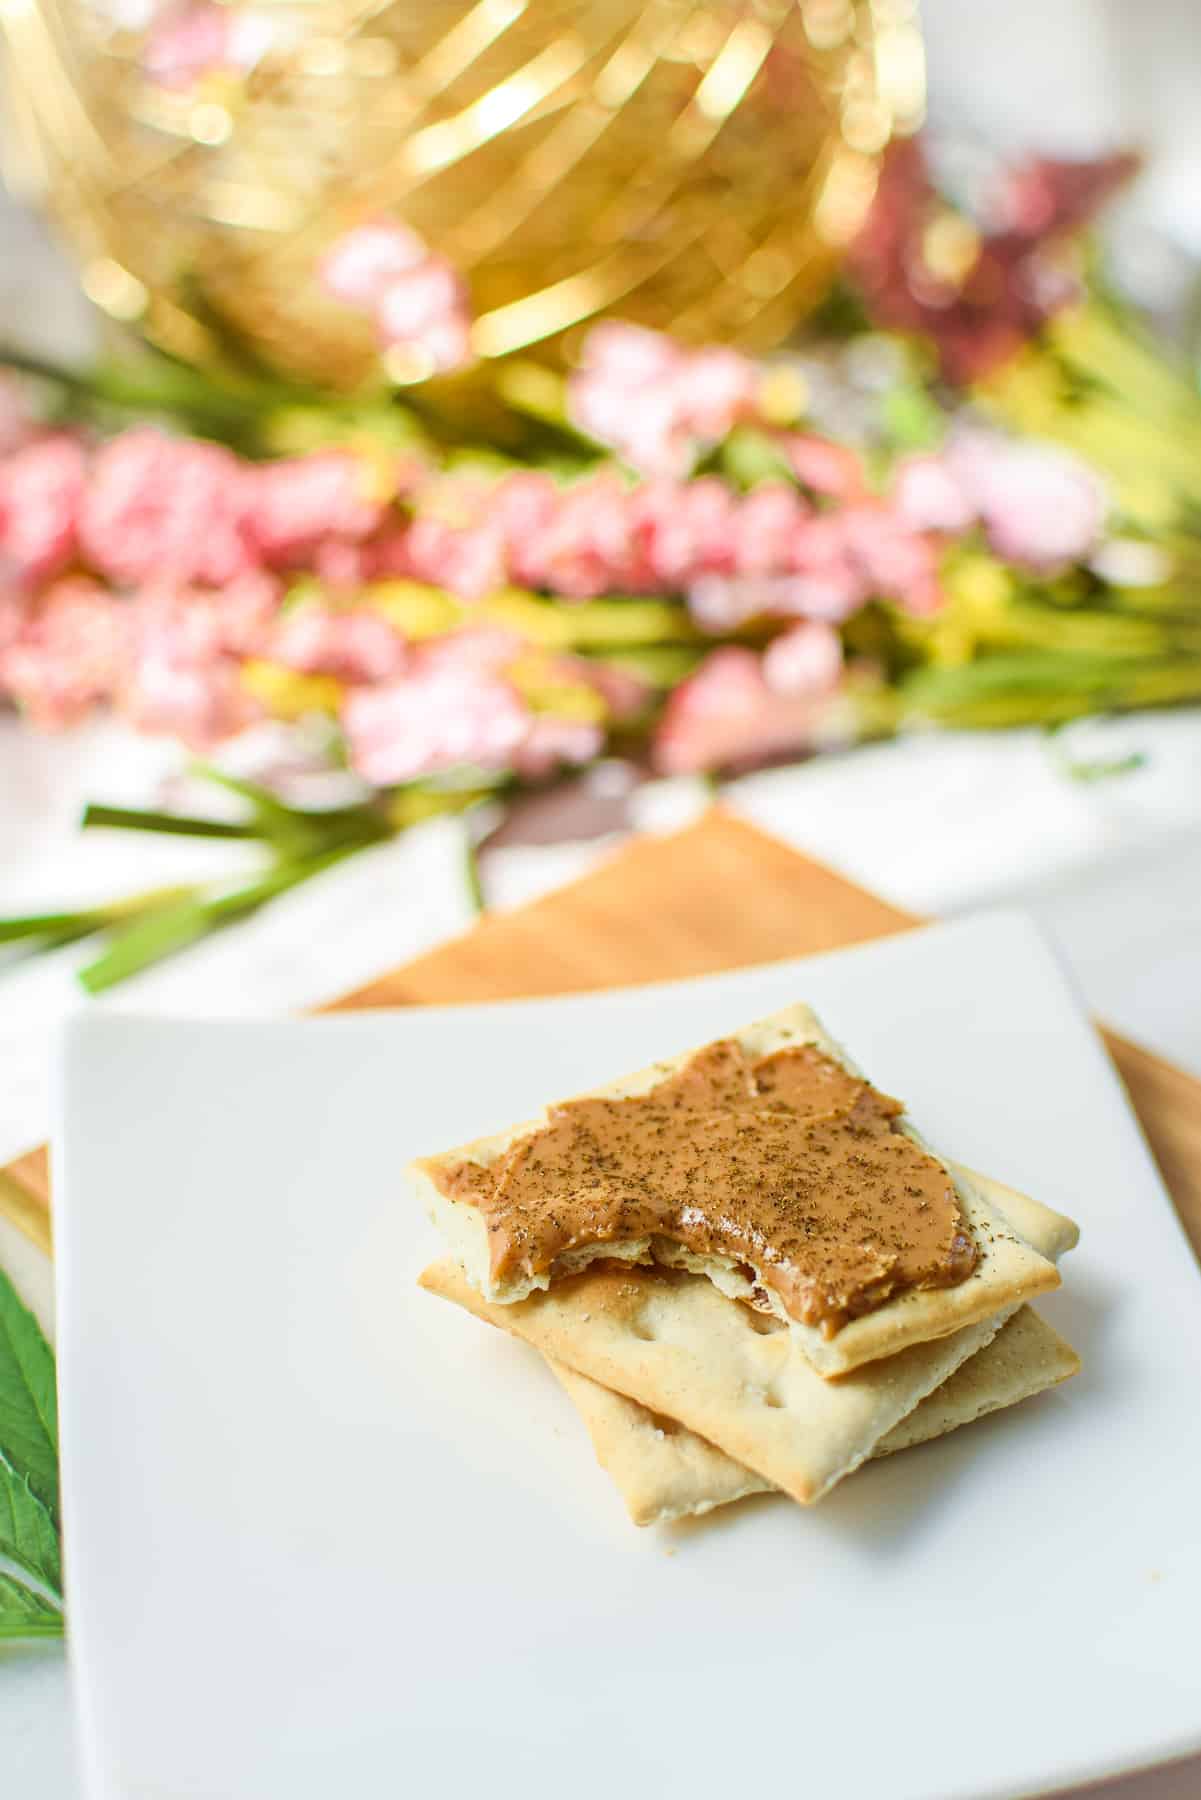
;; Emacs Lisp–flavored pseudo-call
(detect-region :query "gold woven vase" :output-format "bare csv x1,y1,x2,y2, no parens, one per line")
1,0,924,387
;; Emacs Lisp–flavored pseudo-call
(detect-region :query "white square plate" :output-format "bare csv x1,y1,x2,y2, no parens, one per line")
55,911,1201,1800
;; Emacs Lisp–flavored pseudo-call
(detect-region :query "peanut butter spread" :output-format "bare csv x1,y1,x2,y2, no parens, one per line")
433,1039,977,1334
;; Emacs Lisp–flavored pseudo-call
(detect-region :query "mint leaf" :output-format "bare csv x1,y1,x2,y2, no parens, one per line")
0,1269,59,1525
0,1572,63,1640
0,1455,61,1598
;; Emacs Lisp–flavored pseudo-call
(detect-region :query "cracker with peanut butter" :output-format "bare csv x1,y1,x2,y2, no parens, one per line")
420,1168,1078,1508
409,1005,1061,1377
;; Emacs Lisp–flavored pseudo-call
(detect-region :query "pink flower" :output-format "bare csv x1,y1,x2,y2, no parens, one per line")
516,472,638,598
319,221,427,309
892,453,976,534
781,435,867,503
120,588,260,748
684,348,762,441
839,504,944,613
124,654,257,749
575,322,680,388
762,621,843,696
269,606,407,684
569,323,759,475
652,646,838,775
628,478,738,588
0,577,126,727
688,568,864,632
401,515,508,599
208,569,282,655
0,435,87,583
245,451,386,566
339,628,607,784
511,715,604,779
729,482,809,577
321,222,473,376
946,432,1106,571
144,1,270,91
892,431,1106,574
488,470,561,556
375,261,472,374
309,539,376,591
420,628,519,675
573,381,687,479
80,429,253,588
342,656,528,784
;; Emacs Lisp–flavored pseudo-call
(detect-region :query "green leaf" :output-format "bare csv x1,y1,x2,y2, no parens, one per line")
1062,750,1148,783
879,382,947,452
0,1573,63,1640
718,427,794,491
0,1455,61,1598
0,1269,58,1526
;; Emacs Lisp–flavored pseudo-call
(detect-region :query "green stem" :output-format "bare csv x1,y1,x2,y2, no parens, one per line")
0,910,106,945
77,848,357,994
462,831,485,917
0,884,198,944
82,803,257,841
1,346,268,439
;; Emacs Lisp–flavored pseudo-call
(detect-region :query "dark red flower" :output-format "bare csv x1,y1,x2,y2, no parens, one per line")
847,139,1139,384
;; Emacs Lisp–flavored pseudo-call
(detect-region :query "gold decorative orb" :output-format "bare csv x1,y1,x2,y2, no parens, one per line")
0,0,924,388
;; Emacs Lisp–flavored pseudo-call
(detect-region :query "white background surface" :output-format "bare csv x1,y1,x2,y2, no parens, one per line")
52,920,1201,1800
4,1,1201,1790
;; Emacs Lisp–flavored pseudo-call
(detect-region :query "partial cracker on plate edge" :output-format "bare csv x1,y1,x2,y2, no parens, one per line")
419,1171,1080,1514
408,1004,1062,1377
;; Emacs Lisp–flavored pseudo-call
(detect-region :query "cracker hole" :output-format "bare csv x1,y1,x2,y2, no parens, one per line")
762,1386,786,1409
745,1311,785,1336
632,1319,657,1341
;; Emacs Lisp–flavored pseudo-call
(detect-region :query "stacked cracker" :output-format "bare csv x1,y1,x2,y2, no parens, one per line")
412,1005,1081,1526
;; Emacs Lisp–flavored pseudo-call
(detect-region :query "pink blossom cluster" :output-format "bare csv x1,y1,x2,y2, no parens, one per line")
0,426,653,769
654,623,844,775
341,628,647,785
0,427,392,594
320,222,472,375
400,465,944,620
0,416,954,775
0,571,645,773
0,427,400,744
0,573,275,744
144,1,273,92
893,430,1108,572
568,323,763,475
